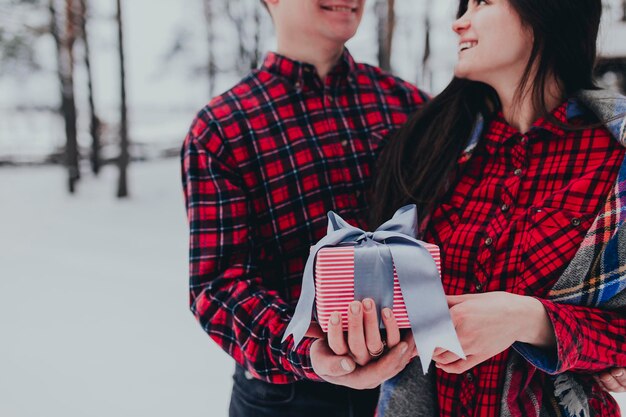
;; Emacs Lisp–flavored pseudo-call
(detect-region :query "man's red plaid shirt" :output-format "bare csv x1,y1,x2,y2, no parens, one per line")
181,50,427,383
425,100,626,417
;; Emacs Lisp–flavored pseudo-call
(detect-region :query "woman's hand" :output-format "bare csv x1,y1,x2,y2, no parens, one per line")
433,292,555,374
310,298,417,389
595,368,626,392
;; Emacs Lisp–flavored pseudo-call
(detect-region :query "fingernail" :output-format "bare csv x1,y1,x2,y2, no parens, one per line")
363,298,373,311
330,313,340,325
614,371,624,377
350,302,361,314
341,359,354,372
400,343,408,355
383,308,392,318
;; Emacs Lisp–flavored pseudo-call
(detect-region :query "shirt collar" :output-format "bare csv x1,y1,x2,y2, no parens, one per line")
260,48,357,89
482,99,577,155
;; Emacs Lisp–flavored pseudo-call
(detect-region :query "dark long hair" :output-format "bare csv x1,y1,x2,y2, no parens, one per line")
369,0,602,227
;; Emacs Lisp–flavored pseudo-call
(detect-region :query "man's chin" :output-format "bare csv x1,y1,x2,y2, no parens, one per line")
324,28,359,46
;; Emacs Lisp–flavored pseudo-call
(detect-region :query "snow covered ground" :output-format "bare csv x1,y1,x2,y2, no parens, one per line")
0,160,233,417
2,159,626,417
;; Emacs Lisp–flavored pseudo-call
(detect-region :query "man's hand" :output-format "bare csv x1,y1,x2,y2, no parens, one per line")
310,333,414,390
309,299,417,389
596,368,626,393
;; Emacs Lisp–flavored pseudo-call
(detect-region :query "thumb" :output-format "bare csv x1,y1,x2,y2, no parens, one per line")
310,339,356,377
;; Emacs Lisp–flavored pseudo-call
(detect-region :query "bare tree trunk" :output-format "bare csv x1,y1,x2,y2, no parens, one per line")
115,0,129,198
225,1,247,74
420,0,433,90
225,0,259,73
376,0,395,71
50,0,80,193
78,0,101,175
622,0,626,22
203,0,216,98
251,4,261,70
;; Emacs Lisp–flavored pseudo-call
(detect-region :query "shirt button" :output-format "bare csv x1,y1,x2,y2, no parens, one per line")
514,168,523,177
244,371,254,380
501,204,509,212
327,96,334,102
475,282,483,292
520,135,528,144
465,372,474,382
294,81,301,89
341,139,348,147
484,237,493,246
571,217,581,226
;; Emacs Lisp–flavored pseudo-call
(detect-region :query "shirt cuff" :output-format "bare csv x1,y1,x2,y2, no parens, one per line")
513,298,581,374
284,337,325,382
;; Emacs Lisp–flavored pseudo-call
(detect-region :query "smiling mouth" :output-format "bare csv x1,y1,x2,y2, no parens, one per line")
458,41,478,52
321,5,358,13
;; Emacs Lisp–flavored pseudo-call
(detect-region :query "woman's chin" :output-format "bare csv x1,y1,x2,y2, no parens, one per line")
453,68,483,83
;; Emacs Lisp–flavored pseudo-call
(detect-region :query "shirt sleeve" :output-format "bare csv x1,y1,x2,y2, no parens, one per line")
513,298,626,375
181,115,323,383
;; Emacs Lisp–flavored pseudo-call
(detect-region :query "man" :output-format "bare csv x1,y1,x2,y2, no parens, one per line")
181,0,427,415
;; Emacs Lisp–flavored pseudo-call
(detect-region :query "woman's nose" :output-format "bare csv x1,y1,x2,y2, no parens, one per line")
452,15,470,34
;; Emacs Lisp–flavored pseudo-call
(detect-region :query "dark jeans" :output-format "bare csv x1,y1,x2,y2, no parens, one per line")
229,365,379,417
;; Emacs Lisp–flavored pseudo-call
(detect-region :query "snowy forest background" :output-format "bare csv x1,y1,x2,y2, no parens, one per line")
2,1,626,416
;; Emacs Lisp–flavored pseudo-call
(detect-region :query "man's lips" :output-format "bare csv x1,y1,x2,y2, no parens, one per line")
320,4,358,13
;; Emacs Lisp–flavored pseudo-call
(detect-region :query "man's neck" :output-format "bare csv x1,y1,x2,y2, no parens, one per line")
276,39,345,81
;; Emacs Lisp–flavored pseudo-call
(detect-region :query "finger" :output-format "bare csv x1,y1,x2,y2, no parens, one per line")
381,307,400,348
610,368,626,390
364,339,414,381
327,312,349,355
335,340,414,390
304,321,325,338
594,376,610,392
362,298,384,357
433,347,446,356
435,352,478,374
310,339,356,378
399,331,417,359
347,301,370,365
411,345,419,359
433,350,462,365
598,372,623,393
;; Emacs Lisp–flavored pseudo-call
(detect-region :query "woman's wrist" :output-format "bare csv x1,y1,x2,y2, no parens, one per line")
516,296,557,348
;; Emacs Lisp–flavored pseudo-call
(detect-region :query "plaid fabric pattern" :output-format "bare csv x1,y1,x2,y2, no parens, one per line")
181,49,427,383
422,99,625,417
498,92,626,417
378,90,626,417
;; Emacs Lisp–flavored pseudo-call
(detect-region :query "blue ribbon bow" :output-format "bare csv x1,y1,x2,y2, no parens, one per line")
282,204,465,373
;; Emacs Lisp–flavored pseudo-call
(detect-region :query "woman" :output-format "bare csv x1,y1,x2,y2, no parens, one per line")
318,0,626,416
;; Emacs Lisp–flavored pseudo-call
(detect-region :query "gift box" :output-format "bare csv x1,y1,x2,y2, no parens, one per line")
314,243,441,332
283,205,463,374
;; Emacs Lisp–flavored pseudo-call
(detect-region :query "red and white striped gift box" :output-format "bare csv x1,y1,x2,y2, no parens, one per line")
314,244,441,332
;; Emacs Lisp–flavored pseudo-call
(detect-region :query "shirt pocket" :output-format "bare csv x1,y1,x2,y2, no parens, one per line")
519,205,596,294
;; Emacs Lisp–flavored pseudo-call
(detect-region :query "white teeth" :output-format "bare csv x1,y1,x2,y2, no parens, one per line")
326,6,354,12
458,41,477,52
